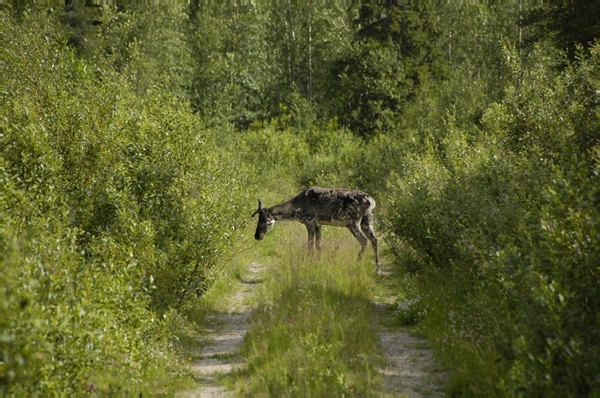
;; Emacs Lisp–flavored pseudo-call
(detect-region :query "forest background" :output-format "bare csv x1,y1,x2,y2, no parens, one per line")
1,1,599,395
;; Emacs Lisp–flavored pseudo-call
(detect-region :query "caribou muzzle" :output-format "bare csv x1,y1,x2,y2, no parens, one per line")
252,198,268,240
255,229,266,241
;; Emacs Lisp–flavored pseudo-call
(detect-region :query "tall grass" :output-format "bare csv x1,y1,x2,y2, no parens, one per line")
232,222,383,395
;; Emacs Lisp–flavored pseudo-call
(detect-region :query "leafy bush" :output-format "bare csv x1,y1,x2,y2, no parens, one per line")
481,44,600,393
94,5,194,100
383,38,600,394
0,217,179,393
240,117,310,179
492,161,600,393
293,119,365,189
382,77,525,274
1,8,253,393
240,116,367,191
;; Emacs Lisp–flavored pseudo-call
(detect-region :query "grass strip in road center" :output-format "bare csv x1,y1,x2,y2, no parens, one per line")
232,240,383,395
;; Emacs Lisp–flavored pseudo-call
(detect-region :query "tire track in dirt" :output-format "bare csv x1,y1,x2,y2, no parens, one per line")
374,269,449,395
183,262,263,397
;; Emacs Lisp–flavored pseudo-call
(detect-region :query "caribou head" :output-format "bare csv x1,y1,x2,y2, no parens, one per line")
251,199,275,241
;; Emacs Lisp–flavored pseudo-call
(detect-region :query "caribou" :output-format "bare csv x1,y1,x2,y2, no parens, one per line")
252,186,379,272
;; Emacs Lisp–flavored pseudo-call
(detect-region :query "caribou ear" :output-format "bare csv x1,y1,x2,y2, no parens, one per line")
251,198,263,217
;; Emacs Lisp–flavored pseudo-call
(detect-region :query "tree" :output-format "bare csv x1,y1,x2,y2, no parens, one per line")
188,5,273,128
326,5,449,138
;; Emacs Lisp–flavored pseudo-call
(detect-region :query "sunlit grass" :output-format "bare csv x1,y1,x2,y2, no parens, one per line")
230,220,384,395
87,353,196,395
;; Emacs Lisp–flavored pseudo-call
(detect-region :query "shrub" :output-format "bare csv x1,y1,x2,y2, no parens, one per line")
383,40,600,394
240,116,367,191
491,160,600,393
1,8,253,392
482,44,600,393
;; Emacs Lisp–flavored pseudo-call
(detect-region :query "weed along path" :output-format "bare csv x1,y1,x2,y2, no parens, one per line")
185,262,263,396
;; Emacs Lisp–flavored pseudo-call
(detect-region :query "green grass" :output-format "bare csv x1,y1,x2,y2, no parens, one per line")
390,267,509,394
86,354,197,395
230,218,384,395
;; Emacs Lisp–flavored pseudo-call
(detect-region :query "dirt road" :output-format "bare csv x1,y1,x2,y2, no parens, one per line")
185,263,447,396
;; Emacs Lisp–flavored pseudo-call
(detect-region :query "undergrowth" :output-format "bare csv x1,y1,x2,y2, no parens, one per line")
390,43,600,395
1,9,253,393
392,269,509,394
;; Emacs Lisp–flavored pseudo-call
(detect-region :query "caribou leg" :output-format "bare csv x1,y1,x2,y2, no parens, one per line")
361,214,379,272
305,220,316,254
347,223,369,262
315,224,322,252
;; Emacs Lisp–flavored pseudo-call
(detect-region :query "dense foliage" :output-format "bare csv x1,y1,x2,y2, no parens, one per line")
385,42,600,393
1,8,252,393
1,2,599,395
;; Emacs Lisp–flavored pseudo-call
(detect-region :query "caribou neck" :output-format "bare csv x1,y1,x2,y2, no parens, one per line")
268,200,298,222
